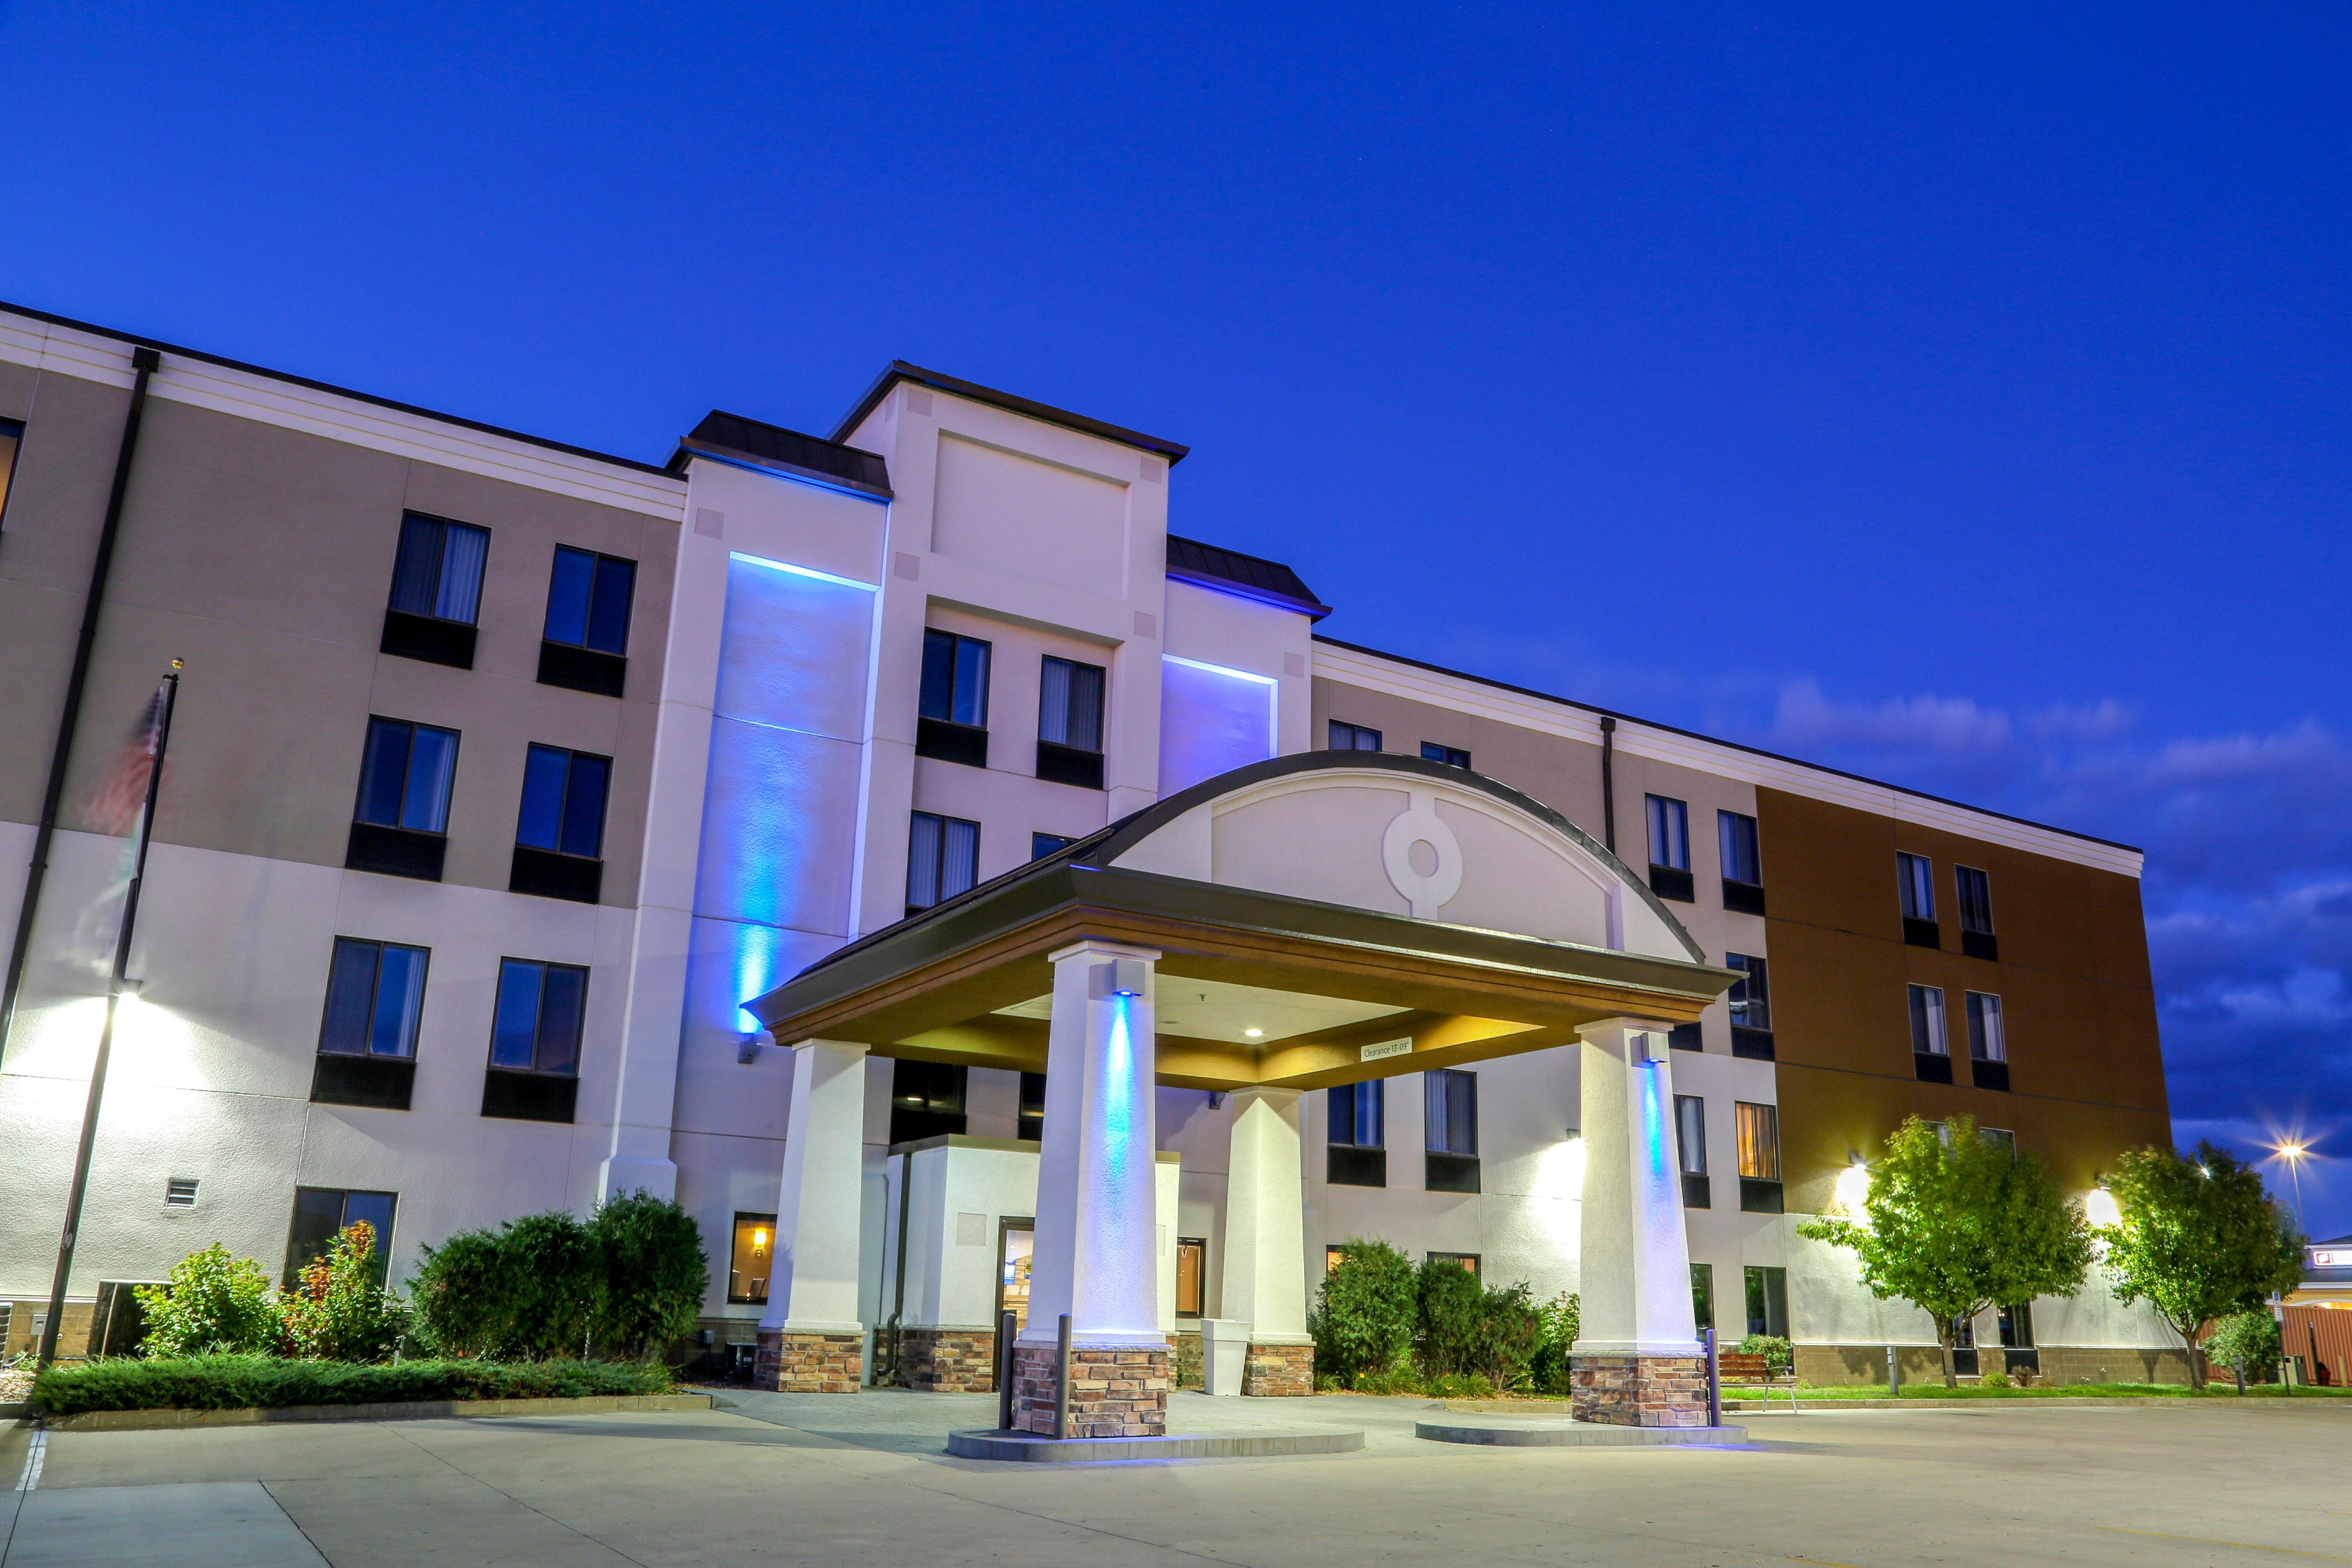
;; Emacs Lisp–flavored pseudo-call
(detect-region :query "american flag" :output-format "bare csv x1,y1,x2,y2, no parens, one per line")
87,683,170,840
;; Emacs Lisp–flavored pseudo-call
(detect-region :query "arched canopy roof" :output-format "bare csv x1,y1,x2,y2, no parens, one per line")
750,753,1734,1091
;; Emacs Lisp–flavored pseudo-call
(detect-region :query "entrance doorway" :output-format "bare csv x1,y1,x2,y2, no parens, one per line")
994,1218,1035,1334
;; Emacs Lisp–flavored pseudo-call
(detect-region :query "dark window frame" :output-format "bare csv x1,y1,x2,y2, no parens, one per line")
906,811,981,915
918,629,992,766
0,416,23,532
1018,1070,1047,1141
1175,1236,1207,1318
1036,655,1107,791
889,1058,968,1144
1743,1264,1789,1339
1327,721,1382,751
284,1187,397,1289
728,1212,779,1305
543,544,637,656
1419,742,1470,769
1031,832,1077,860
486,957,588,1080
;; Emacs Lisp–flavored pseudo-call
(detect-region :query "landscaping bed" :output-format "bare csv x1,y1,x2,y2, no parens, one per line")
32,1354,673,1417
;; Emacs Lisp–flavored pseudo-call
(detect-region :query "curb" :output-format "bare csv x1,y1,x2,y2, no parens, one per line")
40,1392,713,1432
1417,1419,1746,1447
947,1427,1364,1462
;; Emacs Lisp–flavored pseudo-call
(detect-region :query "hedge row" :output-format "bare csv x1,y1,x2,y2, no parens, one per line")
33,1354,672,1415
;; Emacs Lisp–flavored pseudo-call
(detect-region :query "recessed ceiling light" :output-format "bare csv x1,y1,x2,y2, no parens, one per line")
1243,1028,1263,1038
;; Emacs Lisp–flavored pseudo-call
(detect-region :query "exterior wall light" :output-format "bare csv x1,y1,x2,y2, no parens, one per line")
1092,957,1148,998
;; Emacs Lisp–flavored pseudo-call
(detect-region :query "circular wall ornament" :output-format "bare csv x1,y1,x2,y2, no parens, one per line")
1381,791,1463,918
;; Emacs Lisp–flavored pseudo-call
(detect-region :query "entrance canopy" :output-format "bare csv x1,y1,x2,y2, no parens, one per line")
747,754,1737,1090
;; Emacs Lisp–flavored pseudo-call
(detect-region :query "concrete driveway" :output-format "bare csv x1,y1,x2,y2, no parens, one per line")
4,1390,2347,1566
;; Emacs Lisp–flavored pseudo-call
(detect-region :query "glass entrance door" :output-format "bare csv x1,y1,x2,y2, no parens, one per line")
995,1218,1035,1335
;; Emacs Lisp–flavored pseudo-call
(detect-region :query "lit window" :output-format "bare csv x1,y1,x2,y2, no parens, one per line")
1426,1251,1481,1277
544,546,636,654
1909,984,1949,1056
1966,992,2005,1061
1647,795,1690,871
1736,1102,1780,1181
1327,721,1382,751
729,1212,777,1304
1420,743,1470,768
906,811,980,914
1898,852,1936,921
388,512,489,625
318,938,428,1059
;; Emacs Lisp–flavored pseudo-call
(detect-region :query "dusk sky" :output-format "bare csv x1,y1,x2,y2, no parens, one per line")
6,2,2345,1233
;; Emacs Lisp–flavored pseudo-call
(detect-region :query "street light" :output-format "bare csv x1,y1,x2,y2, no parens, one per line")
2270,1140,2312,1229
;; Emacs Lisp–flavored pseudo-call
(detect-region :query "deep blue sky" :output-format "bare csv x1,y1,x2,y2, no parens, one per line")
5,2,2346,1234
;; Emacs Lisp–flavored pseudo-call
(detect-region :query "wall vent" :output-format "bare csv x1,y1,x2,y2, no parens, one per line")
164,1177,198,1207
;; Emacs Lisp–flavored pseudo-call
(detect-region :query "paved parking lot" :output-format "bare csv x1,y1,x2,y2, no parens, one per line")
4,1390,2348,1566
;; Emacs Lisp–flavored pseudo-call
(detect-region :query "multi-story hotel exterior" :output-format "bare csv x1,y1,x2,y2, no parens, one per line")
0,300,2181,1392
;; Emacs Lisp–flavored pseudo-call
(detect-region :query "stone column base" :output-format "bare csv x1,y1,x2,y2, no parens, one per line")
1243,1340,1314,1396
755,1327,864,1394
1010,1343,1171,1437
899,1327,996,1392
1571,1354,1708,1427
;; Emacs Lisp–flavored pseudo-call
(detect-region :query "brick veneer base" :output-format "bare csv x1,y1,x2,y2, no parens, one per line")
1010,1343,1170,1437
900,1327,997,1392
1243,1340,1314,1396
1571,1354,1708,1428
755,1327,864,1394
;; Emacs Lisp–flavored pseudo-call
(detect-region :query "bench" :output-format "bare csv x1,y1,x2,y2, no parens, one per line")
1715,1351,1799,1410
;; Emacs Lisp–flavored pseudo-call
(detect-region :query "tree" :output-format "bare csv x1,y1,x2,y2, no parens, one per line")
591,1192,709,1361
2205,1311,2284,1390
1800,1115,2093,1387
135,1243,283,1357
280,1221,410,1363
1308,1240,1417,1384
2098,1141,2302,1388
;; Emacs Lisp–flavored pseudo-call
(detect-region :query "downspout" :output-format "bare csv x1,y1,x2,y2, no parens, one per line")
1599,716,1618,854
0,346,163,1062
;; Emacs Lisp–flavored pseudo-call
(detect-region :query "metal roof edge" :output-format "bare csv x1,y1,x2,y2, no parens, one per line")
831,360,1190,462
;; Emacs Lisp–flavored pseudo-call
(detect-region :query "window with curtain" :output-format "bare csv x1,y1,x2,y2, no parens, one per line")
1966,991,2006,1061
1718,811,1762,885
1646,795,1690,871
1675,1095,1708,1174
1425,1069,1478,1156
1327,721,1381,751
1329,1081,1384,1147
490,958,587,1076
388,512,489,624
920,629,991,727
1038,657,1106,752
906,811,980,914
1898,852,1937,921
318,938,427,1058
354,718,458,833
1909,984,1949,1055
517,745,611,860
1735,1102,1781,1180
543,546,636,654
1955,865,1994,933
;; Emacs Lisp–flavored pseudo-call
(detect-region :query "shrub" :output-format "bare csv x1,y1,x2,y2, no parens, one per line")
412,1229,519,1358
593,1192,710,1360
33,1353,670,1416
1980,1371,2011,1388
135,1244,282,1357
1528,1292,1580,1396
1415,1258,1487,1378
280,1222,408,1363
1738,1334,1794,1372
1469,1281,1544,1390
2206,1311,2283,1378
1310,1240,1418,1385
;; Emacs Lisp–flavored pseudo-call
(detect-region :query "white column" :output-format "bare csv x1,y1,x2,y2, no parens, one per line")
1571,1020,1702,1356
1021,940,1164,1349
1220,1087,1309,1340
760,1039,871,1334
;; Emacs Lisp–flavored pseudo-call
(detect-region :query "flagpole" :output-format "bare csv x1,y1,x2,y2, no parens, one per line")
38,662,182,1370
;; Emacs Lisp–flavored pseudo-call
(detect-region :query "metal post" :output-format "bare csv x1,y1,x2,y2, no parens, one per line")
997,1310,1016,1433
1054,1313,1072,1441
1704,1326,1719,1428
1887,1343,1900,1395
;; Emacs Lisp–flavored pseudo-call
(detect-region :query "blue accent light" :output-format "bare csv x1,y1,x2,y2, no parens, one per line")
1641,1055,1669,1182
726,550,879,593
1158,654,1278,795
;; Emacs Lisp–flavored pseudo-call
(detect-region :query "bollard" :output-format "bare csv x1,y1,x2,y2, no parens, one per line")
997,1310,1017,1432
1887,1344,1901,1395
1054,1313,1072,1441
1704,1327,1720,1427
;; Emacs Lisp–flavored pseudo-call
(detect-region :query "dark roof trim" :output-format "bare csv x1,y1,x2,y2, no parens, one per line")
777,751,1706,1007
1166,534,1331,619
0,298,679,479
831,360,1189,463
670,411,892,499
1313,635,2143,856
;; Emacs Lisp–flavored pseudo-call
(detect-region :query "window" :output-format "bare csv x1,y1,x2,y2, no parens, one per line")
1726,953,1773,1060
285,1187,396,1288
1037,656,1107,788
0,417,21,530
347,717,459,880
1691,1263,1715,1334
1981,1126,2017,1158
1743,1264,1789,1339
383,511,489,668
889,1059,967,1143
1018,1071,1047,1140
1420,742,1470,769
1966,991,2009,1091
1327,721,1382,751
1325,1245,1351,1275
1668,1021,1702,1051
311,937,428,1110
1646,795,1693,901
1675,1094,1710,1209
1736,1101,1783,1212
511,744,610,902
906,812,980,915
1327,1080,1385,1187
728,1213,777,1304
1426,1252,1481,1277
539,546,635,696
1910,983,1951,1082
1898,852,1940,947
1718,811,1766,914
917,629,991,766
1955,865,1997,959
1425,1069,1479,1192
1998,1300,2034,1349
165,1177,199,1207
1176,1237,1207,1317
484,958,586,1123
1031,833,1076,860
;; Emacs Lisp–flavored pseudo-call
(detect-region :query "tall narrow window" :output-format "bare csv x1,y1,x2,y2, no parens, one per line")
0,417,22,530
1909,983,1951,1082
917,629,992,766
1646,795,1693,901
347,717,459,880
1980,1126,2017,1158
512,744,610,903
1726,953,1773,1059
1176,1238,1207,1317
1327,721,1382,751
889,1059,967,1143
1718,811,1765,914
285,1187,397,1288
1736,1100,1783,1212
1424,1069,1480,1193
1420,742,1470,769
311,938,427,1110
1675,1094,1710,1209
1692,1263,1716,1333
1036,656,1107,788
1743,1265,1789,1339
1327,1080,1386,1187
1955,865,1998,960
539,546,635,696
906,812,980,915
729,1213,777,1304
383,511,489,668
1018,1071,1047,1140
1966,991,2009,1092
483,958,587,1123
1898,852,1940,947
